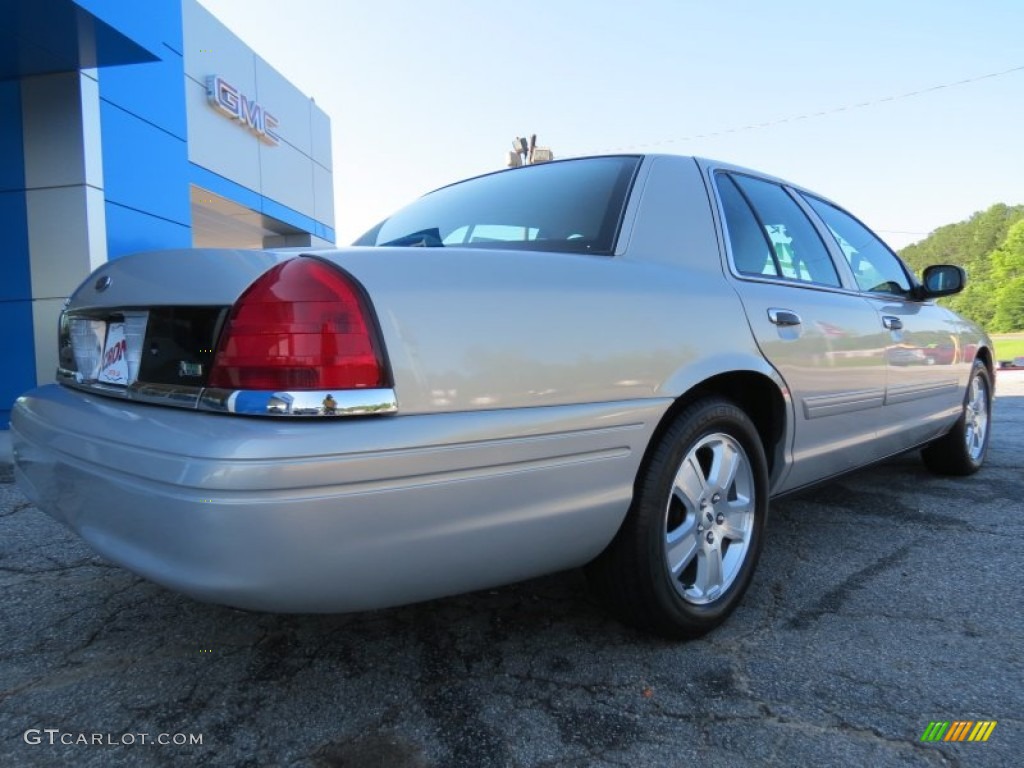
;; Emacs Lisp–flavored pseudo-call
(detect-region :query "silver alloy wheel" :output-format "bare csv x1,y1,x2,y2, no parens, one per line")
664,432,755,605
964,372,989,462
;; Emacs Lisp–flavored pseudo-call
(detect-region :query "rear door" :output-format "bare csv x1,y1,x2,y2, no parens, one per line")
711,171,888,491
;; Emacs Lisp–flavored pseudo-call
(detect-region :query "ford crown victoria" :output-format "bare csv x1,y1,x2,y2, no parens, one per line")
11,155,993,637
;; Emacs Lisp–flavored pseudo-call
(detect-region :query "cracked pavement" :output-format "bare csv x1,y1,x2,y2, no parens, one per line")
2,374,1022,767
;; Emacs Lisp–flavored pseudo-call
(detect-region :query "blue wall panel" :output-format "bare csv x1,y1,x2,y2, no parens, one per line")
97,0,189,260
74,0,182,58
0,300,38,428
105,201,191,260
0,81,25,192
0,191,31,302
0,79,29,302
0,76,34,427
0,0,159,81
100,99,190,228
98,47,186,140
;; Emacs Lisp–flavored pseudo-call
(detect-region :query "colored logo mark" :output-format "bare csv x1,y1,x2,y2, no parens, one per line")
920,721,997,742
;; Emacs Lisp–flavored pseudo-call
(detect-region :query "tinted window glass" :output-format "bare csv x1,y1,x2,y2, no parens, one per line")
356,156,640,255
730,174,841,287
716,174,778,276
442,224,540,245
803,196,911,296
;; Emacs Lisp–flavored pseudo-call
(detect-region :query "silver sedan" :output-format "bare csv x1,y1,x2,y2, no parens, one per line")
12,154,993,637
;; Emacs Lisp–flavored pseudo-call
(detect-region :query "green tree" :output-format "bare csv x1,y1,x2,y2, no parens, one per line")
899,204,1024,330
992,277,1024,332
989,220,1024,331
990,219,1024,281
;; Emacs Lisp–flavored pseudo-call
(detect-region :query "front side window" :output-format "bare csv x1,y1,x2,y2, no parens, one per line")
717,173,841,287
803,196,911,296
355,156,640,255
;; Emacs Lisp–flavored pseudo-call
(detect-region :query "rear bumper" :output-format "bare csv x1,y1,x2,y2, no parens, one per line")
12,385,666,612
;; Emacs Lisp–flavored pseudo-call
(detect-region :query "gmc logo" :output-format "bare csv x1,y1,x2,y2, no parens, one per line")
206,75,280,145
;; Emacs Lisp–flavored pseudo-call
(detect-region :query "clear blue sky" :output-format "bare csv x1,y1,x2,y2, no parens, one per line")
199,0,1023,250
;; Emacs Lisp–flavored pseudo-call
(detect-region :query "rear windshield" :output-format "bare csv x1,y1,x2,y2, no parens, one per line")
355,156,641,255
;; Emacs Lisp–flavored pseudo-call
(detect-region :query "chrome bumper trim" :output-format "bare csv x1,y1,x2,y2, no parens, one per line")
199,388,398,416
57,370,397,417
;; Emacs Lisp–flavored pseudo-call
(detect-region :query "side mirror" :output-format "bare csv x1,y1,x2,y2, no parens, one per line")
920,264,965,298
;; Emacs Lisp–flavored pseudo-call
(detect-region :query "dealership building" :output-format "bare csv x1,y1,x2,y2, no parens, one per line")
1,0,335,427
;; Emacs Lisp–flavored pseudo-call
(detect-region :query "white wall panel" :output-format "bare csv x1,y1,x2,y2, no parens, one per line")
258,139,314,217
314,162,335,229
21,72,103,190
32,298,64,386
182,0,256,97
254,56,311,156
184,75,261,191
311,103,332,170
25,186,106,298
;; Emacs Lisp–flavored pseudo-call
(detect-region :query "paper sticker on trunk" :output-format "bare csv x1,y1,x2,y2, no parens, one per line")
98,323,130,385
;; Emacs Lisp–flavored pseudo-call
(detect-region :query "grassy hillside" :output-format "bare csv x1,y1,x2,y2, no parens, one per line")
992,333,1024,362
899,204,1024,332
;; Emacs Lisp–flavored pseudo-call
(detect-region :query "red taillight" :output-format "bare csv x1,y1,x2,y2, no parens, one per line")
208,258,386,391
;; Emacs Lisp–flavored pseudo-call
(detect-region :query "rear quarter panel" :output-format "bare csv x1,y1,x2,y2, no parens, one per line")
323,156,777,416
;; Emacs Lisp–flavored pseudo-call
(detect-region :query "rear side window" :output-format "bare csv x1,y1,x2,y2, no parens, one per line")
355,156,641,255
803,195,912,296
716,174,776,276
717,172,841,288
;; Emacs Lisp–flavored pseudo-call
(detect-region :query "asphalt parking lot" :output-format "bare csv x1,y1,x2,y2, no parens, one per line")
2,373,1022,768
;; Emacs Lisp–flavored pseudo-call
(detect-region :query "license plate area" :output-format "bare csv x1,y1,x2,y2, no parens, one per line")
97,322,130,384
70,312,148,386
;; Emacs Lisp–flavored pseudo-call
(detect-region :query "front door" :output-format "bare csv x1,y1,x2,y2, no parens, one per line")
801,196,967,455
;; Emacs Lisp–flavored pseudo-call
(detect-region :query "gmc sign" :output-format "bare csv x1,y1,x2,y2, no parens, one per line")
206,75,280,145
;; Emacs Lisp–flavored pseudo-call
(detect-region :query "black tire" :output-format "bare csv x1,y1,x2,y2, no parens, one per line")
586,397,768,639
921,360,992,476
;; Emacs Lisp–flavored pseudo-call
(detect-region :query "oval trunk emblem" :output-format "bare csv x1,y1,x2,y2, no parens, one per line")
95,276,112,292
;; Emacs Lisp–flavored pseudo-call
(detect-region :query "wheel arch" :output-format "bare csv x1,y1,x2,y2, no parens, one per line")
637,371,789,495
590,370,781,637
974,344,995,384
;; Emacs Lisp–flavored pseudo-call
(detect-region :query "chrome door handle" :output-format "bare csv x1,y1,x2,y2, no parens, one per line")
882,315,903,331
767,308,802,326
